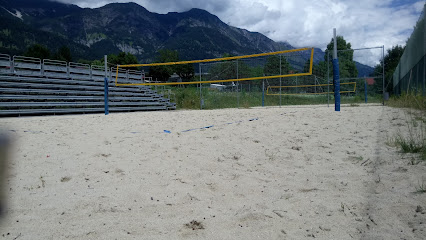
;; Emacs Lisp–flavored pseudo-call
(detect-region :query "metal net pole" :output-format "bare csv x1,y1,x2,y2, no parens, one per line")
327,52,330,107
333,28,341,111
382,45,385,105
104,55,109,115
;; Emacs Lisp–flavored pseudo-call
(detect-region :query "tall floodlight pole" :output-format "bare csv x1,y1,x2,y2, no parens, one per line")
333,28,341,111
104,55,109,115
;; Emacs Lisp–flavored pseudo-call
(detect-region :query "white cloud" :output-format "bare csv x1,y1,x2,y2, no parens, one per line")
53,0,424,65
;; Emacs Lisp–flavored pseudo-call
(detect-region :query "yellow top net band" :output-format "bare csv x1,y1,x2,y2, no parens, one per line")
115,47,314,86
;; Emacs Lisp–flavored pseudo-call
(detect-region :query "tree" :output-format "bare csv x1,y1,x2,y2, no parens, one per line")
105,52,139,72
372,45,405,94
264,55,291,76
175,63,195,81
207,54,261,88
53,46,72,62
208,54,237,83
108,52,139,66
324,36,358,78
262,55,292,86
304,60,328,79
91,59,103,66
149,49,179,82
249,66,264,78
25,44,51,59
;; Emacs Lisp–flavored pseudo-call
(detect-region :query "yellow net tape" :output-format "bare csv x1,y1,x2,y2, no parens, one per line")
115,47,314,86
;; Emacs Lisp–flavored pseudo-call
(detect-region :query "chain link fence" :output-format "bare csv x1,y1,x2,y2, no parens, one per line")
393,4,425,96
157,46,384,110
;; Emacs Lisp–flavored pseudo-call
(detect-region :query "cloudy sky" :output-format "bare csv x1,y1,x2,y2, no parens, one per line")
54,0,424,64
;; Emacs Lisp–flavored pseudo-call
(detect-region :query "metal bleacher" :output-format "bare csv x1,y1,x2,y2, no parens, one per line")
0,54,176,116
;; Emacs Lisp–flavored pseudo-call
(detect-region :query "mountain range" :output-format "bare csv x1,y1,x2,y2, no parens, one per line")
0,0,295,61
0,0,373,76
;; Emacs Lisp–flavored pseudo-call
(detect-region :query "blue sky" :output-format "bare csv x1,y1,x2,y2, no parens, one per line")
54,0,424,65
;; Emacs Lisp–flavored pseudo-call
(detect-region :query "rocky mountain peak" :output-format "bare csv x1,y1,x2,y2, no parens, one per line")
0,0,81,18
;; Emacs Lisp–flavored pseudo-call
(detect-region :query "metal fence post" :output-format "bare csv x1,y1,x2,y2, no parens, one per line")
67,63,70,78
279,55,282,107
10,57,14,74
296,76,298,94
41,61,44,77
262,78,265,107
89,65,92,80
237,59,239,108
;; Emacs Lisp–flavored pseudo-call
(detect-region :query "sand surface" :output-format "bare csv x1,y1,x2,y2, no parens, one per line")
0,105,425,239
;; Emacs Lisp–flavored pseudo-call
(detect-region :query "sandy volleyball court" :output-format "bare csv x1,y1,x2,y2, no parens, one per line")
0,105,425,239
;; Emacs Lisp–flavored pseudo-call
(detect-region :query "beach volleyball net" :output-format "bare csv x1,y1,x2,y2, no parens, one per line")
262,46,385,106
114,46,385,109
114,47,314,86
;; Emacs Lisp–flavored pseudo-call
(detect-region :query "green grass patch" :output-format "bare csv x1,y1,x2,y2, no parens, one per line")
386,93,426,161
387,93,426,111
391,125,426,162
415,179,426,193
394,133,425,154
388,98,426,162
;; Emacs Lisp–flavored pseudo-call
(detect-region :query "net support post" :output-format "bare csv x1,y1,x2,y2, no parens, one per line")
104,55,109,115
364,79,368,103
382,45,385,105
333,28,341,112
327,52,330,107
